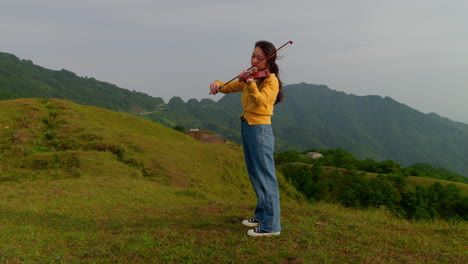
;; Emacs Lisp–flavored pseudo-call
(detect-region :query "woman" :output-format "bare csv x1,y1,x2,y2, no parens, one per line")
209,40,283,237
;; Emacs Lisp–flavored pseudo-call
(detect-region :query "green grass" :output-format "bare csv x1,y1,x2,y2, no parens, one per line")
1,99,467,263
1,175,466,263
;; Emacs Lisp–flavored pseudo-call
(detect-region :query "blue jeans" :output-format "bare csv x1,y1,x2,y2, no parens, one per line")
241,119,281,233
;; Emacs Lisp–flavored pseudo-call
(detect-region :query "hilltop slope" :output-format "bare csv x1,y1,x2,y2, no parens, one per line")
0,99,466,263
0,98,251,197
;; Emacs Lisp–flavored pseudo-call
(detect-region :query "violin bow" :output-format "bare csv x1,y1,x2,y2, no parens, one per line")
219,40,293,90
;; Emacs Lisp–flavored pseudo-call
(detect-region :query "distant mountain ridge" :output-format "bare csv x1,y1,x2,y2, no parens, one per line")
140,84,468,176
0,52,164,113
1,51,467,176
274,84,468,171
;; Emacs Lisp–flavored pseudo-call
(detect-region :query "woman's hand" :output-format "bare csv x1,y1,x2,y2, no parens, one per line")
238,70,254,83
209,82,220,95
238,71,254,83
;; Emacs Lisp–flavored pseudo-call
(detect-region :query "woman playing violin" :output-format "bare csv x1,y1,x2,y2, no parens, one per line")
209,40,284,237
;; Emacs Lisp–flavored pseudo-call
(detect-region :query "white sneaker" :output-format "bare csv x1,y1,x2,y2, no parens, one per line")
242,218,260,227
247,227,281,237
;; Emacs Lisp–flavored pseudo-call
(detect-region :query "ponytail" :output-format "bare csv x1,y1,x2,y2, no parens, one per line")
269,61,284,104
255,40,284,104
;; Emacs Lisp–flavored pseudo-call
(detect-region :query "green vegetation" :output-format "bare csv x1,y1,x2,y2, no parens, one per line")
276,149,468,221
173,125,187,133
0,98,467,263
275,149,468,183
0,98,244,187
2,176,467,263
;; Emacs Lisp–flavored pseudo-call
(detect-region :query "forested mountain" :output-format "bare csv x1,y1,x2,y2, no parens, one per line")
140,84,468,177
0,52,164,113
1,51,467,176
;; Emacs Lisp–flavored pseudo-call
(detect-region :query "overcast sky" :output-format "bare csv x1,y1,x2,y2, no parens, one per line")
2,0,467,123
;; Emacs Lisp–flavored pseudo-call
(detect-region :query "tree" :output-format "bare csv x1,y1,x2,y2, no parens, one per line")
173,125,186,133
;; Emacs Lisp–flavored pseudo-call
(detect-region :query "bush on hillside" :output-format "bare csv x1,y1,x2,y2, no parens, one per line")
279,163,467,221
276,149,468,183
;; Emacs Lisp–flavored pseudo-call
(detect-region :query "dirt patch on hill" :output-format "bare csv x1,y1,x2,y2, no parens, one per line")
187,131,227,144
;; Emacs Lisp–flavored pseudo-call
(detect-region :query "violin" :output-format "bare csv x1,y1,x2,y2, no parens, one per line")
238,68,271,82
218,40,293,90
249,68,270,79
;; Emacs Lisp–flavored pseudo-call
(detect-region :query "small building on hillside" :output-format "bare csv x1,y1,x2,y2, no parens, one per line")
306,152,323,159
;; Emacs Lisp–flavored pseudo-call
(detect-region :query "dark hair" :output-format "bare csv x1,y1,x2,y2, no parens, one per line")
255,40,284,104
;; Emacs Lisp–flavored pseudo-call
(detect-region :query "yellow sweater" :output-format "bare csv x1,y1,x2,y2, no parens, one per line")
216,73,279,125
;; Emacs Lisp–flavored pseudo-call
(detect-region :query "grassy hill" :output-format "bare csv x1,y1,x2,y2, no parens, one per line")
0,99,467,263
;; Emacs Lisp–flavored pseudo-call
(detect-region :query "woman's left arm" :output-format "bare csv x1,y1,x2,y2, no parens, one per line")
245,76,279,106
